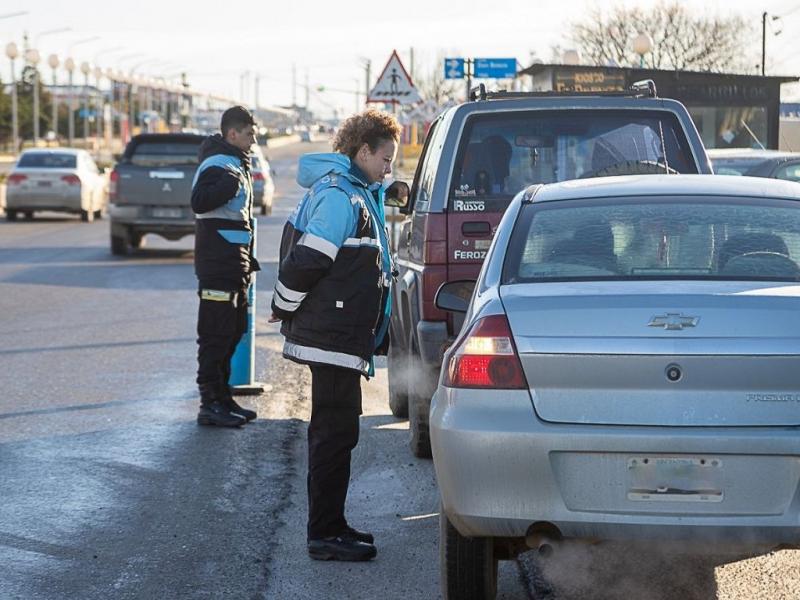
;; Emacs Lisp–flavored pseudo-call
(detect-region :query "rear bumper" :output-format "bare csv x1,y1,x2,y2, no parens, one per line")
6,190,83,212
110,204,194,238
430,387,800,548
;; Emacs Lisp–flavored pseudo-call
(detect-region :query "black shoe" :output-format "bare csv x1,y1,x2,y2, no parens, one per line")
307,536,377,562
197,401,246,428
224,394,257,422
339,526,374,545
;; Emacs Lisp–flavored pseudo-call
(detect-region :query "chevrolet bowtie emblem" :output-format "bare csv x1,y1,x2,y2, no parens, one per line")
648,313,699,330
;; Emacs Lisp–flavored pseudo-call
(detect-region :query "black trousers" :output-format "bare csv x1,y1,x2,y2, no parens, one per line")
196,284,248,392
307,364,362,540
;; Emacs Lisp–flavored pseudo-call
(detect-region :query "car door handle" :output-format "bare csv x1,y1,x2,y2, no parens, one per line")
406,230,412,244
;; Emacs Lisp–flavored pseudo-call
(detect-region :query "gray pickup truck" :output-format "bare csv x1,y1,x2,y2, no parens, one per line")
109,133,205,255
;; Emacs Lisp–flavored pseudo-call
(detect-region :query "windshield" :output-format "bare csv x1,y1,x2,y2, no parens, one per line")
503,197,800,283
450,110,697,210
128,141,201,167
17,153,77,168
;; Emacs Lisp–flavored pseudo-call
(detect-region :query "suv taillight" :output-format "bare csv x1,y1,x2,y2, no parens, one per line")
444,314,527,389
109,169,119,199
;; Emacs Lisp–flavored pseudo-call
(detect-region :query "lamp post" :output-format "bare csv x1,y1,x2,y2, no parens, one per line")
25,48,41,146
64,57,76,145
48,53,59,141
5,42,19,152
633,33,653,69
80,61,91,144
93,66,104,142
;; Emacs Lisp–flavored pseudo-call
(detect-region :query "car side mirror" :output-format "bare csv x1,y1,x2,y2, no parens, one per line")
384,181,410,209
435,280,476,313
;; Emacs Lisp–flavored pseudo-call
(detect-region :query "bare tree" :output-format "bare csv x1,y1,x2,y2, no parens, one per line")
569,2,755,72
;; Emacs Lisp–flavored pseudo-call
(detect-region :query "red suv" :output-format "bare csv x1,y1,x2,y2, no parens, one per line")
390,84,712,457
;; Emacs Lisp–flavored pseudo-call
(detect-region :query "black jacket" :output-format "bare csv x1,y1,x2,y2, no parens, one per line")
191,135,259,288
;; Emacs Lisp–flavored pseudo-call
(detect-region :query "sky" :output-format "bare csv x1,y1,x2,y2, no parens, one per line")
2,0,800,118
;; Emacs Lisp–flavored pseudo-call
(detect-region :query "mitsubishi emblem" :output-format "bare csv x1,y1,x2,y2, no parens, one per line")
161,182,172,192
648,313,699,331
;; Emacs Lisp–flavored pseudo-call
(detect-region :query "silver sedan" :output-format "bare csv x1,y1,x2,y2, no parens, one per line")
5,149,107,222
432,174,800,599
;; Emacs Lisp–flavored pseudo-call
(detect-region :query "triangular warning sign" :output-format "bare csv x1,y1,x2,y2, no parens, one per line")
367,50,421,105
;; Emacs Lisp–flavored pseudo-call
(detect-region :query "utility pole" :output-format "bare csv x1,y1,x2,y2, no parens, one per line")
305,69,309,110
365,59,371,103
465,59,473,100
292,63,296,106
254,74,259,109
762,11,767,76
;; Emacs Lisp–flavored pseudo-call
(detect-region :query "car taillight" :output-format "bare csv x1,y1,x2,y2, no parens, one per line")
61,174,81,186
252,172,264,182
109,170,119,199
444,314,527,389
7,174,27,185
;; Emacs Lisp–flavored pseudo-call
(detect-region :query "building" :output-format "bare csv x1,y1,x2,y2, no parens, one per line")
519,63,798,150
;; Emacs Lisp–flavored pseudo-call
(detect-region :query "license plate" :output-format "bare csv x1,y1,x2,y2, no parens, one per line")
38,181,52,187
152,208,182,218
627,456,723,503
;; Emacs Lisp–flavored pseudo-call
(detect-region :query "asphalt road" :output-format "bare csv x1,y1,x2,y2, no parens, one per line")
1,140,798,600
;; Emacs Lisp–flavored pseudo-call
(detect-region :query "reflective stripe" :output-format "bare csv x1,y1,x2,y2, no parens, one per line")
283,342,368,373
275,281,307,303
217,229,251,244
342,236,380,249
274,294,302,312
299,233,338,260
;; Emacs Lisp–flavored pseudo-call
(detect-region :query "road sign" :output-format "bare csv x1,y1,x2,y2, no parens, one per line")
367,50,421,105
444,58,465,80
473,58,517,79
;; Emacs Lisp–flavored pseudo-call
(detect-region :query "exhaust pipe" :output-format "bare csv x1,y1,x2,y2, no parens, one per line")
525,525,562,557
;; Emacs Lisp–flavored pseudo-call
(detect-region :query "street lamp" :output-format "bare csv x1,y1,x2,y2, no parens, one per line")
48,53,59,141
93,66,104,142
633,33,653,68
80,61,91,144
5,42,19,152
64,57,76,145
25,48,41,145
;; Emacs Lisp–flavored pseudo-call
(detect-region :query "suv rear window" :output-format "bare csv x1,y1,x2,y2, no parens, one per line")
127,141,201,167
17,153,77,168
503,197,800,283
450,110,697,210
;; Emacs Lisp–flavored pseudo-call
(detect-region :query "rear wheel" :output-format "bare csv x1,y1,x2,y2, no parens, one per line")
440,512,498,600
387,339,409,418
408,336,433,459
111,232,130,256
6,210,18,221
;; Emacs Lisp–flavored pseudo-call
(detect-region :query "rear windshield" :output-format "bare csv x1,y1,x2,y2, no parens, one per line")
711,158,767,176
17,153,77,168
127,141,201,167
503,197,800,283
450,110,697,211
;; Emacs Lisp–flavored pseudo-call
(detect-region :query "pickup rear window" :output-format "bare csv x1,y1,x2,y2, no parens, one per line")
503,197,800,283
127,141,201,167
17,153,77,168
450,110,697,210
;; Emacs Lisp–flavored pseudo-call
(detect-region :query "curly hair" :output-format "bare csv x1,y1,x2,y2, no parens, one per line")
333,108,402,158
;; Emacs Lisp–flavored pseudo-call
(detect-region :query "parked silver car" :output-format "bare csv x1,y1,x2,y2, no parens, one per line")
250,144,276,216
432,174,800,599
5,148,107,222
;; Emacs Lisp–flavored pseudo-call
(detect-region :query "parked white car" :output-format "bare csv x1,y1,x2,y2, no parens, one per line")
251,144,276,216
432,174,800,599
5,149,107,222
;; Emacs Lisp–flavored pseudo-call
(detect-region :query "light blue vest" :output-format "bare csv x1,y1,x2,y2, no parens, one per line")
192,154,252,223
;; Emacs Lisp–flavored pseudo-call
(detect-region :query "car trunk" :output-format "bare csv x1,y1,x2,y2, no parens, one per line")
10,168,81,198
501,280,800,427
115,164,196,209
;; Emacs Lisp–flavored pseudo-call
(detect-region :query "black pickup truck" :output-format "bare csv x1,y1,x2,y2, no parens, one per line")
108,133,204,255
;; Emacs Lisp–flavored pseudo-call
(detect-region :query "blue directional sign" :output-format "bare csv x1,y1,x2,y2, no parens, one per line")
474,58,517,79
444,57,465,80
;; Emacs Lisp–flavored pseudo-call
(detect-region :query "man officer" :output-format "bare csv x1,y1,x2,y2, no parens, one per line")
191,106,260,427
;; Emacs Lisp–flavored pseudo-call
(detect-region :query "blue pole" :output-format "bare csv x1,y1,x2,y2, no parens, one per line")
229,217,264,394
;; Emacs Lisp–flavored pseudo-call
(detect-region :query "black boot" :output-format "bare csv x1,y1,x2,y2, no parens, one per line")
307,536,377,561
197,383,246,428
222,386,257,422
339,525,374,545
